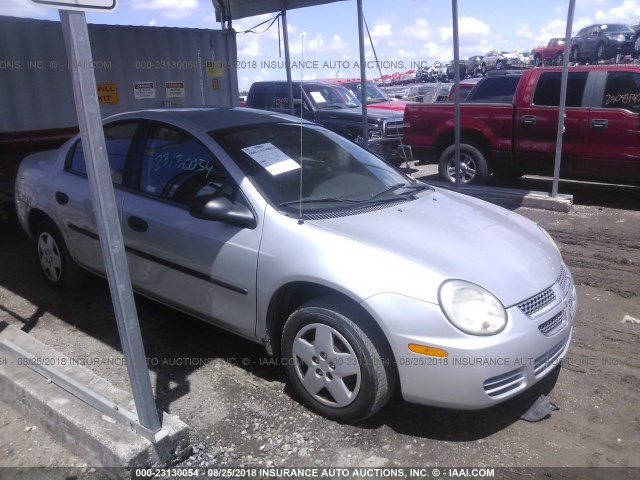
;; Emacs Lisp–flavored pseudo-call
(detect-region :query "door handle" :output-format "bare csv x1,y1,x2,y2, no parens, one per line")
591,119,608,130
127,216,148,232
521,115,537,126
55,191,69,205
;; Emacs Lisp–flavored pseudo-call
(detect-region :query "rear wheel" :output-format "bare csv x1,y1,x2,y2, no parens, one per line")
438,144,489,185
34,219,84,291
281,299,396,422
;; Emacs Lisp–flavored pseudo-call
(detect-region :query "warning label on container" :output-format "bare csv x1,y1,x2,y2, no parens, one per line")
97,83,118,104
166,81,185,98
134,82,155,99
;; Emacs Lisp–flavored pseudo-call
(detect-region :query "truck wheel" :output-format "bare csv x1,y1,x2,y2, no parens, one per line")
635,36,640,57
481,64,487,76
534,55,542,67
34,219,84,291
281,299,396,423
438,144,489,185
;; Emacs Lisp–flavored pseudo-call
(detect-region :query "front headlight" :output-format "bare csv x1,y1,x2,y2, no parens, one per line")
438,280,507,336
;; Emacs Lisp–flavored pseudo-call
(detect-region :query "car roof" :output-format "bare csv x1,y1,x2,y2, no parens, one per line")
105,107,312,132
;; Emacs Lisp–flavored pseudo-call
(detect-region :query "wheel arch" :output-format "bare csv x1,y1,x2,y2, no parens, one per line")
27,208,57,237
263,281,397,369
433,129,493,170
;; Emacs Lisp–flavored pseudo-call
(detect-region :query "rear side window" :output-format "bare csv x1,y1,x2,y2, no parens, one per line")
602,71,640,111
67,121,138,185
468,76,520,103
247,84,272,109
532,72,588,107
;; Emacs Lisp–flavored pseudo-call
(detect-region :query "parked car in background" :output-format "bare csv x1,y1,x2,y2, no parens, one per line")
448,73,520,103
246,81,408,164
15,107,577,423
571,23,635,63
629,21,640,57
404,65,640,185
468,56,484,77
447,77,483,102
481,50,528,74
320,79,413,112
446,60,468,81
531,38,566,67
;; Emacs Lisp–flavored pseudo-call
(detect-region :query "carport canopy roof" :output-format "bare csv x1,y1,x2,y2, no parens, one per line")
215,0,348,21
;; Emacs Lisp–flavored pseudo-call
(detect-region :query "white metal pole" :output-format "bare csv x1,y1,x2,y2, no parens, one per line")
59,10,161,433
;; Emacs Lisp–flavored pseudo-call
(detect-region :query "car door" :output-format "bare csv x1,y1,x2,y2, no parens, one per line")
513,71,589,175
581,69,640,183
60,121,141,272
120,121,260,338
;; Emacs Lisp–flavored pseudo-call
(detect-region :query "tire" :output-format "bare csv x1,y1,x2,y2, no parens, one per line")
481,64,487,76
571,46,581,64
496,60,503,70
554,53,563,66
634,35,640,57
534,55,542,67
34,219,84,291
281,299,396,422
596,43,606,62
438,144,489,185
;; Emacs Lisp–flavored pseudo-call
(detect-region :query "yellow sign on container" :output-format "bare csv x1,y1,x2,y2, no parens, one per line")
97,83,118,104
206,61,224,77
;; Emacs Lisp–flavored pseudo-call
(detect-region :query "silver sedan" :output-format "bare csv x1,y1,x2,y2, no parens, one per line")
15,107,577,422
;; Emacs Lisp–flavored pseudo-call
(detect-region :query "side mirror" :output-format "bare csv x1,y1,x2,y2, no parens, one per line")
189,194,255,228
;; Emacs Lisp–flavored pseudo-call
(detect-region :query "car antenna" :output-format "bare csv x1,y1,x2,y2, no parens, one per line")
298,34,305,225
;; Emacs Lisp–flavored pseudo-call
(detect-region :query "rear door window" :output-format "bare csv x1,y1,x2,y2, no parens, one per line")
67,121,139,185
532,72,589,107
602,71,640,111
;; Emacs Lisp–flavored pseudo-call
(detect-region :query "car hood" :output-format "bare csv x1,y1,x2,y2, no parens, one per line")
367,100,415,112
316,107,404,124
307,188,561,307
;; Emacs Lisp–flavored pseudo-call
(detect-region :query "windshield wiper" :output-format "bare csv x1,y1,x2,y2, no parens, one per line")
369,183,429,200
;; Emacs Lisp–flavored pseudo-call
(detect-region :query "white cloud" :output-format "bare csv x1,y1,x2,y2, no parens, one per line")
439,17,490,44
402,18,432,41
131,0,199,20
148,19,157,27
594,0,640,21
0,0,50,18
517,24,534,38
370,23,393,39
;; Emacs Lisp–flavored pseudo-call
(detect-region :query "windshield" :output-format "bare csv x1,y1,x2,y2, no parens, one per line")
211,123,424,216
302,84,361,109
343,82,391,103
601,24,633,33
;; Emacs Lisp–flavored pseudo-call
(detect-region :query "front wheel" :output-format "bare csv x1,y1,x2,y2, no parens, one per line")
438,144,489,185
596,43,606,62
554,52,563,66
571,46,581,64
534,55,542,67
34,219,84,291
281,300,396,422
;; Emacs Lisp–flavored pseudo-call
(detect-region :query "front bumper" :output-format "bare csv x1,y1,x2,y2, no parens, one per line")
362,265,577,409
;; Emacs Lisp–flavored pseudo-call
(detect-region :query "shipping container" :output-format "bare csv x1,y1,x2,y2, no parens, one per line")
0,15,239,173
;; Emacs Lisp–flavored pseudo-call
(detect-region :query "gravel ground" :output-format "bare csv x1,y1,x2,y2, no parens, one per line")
0,163,639,477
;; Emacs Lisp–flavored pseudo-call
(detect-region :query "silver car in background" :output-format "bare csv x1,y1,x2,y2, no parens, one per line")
15,108,577,422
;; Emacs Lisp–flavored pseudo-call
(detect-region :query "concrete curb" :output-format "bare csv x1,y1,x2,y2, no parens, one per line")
425,179,573,212
0,321,190,478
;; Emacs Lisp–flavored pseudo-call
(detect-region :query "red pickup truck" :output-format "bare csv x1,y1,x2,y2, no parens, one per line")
531,38,566,67
404,66,640,185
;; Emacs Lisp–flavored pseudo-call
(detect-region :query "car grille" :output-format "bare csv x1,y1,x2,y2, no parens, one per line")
517,287,556,317
384,121,404,138
538,311,565,336
483,368,526,397
533,338,568,377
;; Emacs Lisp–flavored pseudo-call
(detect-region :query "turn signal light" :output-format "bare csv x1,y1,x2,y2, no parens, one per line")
408,343,448,357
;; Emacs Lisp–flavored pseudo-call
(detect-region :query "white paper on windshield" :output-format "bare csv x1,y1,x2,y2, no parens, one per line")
242,143,301,176
310,91,326,103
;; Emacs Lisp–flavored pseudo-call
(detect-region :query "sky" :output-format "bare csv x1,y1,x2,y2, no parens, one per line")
3,0,640,91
